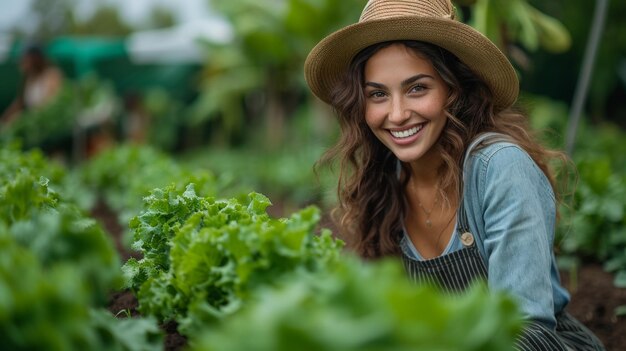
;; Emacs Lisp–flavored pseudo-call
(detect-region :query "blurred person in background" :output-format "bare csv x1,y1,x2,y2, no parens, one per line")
122,92,151,144
1,44,64,127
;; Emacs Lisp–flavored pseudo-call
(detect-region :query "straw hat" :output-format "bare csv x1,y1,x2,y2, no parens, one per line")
304,0,519,110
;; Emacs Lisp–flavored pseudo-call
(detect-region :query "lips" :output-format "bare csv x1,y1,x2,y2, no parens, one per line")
389,123,424,139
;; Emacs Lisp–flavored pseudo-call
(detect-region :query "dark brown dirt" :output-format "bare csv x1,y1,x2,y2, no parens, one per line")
107,292,187,350
107,290,139,317
91,199,141,262
162,321,188,351
561,264,626,350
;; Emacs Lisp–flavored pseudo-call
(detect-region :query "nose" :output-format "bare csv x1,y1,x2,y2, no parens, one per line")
388,96,410,124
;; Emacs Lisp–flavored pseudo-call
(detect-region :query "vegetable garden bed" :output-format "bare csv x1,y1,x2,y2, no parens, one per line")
4,144,623,350
94,200,626,351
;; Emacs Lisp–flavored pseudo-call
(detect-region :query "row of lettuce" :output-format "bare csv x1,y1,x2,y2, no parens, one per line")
0,146,162,350
1,144,523,350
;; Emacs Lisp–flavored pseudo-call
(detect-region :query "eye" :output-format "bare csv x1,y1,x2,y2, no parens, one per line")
409,84,427,93
367,90,387,99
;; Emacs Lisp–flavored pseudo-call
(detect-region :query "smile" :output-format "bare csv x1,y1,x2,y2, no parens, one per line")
389,124,423,138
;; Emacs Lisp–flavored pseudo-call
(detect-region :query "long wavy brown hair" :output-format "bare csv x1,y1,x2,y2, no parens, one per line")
317,40,569,259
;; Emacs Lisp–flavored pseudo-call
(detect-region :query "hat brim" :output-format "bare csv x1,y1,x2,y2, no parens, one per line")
305,17,518,110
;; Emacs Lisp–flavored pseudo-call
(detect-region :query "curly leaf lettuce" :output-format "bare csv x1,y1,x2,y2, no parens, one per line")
123,185,343,335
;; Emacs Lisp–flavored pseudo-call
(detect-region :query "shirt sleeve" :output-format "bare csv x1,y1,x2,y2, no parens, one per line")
478,145,558,329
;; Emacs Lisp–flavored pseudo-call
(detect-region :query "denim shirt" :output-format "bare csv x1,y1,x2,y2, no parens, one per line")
401,139,570,330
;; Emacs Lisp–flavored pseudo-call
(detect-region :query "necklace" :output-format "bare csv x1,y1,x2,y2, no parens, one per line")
417,195,438,228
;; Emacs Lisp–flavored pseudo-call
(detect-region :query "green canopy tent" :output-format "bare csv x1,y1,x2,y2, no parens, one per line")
46,37,127,78
1,36,202,107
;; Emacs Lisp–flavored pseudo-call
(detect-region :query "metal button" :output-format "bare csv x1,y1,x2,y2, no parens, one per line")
460,232,475,247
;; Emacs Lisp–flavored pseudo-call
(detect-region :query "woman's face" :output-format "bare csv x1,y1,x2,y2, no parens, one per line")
363,43,449,164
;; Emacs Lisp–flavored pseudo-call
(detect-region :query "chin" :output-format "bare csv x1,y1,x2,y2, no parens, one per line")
393,152,423,163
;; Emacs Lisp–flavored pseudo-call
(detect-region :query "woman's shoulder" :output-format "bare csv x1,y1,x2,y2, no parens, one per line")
468,139,533,168
466,138,554,197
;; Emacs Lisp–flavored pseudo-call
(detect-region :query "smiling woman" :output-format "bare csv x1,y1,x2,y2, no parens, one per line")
305,0,605,350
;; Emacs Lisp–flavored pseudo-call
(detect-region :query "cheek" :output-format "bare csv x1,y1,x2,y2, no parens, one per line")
364,105,383,127
420,98,448,119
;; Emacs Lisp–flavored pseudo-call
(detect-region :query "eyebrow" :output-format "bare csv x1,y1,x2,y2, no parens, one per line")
364,74,434,89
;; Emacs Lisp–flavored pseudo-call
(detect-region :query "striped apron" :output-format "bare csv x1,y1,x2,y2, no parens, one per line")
401,207,606,350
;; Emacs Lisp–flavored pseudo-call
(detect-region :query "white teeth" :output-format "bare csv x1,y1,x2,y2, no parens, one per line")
390,125,422,138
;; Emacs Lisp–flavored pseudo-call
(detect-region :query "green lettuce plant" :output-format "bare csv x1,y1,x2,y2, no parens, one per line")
191,256,522,351
123,185,344,335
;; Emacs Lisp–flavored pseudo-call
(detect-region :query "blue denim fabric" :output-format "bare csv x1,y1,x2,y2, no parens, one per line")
463,141,570,329
400,140,570,330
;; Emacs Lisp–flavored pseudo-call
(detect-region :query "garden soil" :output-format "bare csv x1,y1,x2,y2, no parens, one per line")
94,202,626,351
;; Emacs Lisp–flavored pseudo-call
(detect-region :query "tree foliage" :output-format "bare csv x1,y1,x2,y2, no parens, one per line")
191,0,366,146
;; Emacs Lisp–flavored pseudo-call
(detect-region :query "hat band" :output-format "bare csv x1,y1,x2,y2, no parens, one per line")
360,0,456,22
